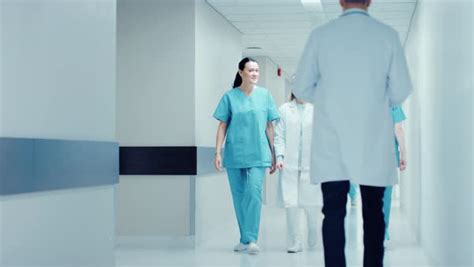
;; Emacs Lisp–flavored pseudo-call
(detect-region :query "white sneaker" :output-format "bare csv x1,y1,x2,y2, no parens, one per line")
287,243,302,253
233,243,248,252
247,242,260,255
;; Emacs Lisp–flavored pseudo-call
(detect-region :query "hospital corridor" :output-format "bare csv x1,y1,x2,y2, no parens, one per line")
0,0,472,266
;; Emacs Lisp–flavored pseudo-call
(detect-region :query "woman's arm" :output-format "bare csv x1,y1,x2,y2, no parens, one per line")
274,114,285,170
394,122,406,171
214,121,227,171
266,121,277,174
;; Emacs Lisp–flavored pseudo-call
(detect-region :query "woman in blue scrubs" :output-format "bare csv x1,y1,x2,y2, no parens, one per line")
384,106,407,243
348,183,359,206
213,57,280,255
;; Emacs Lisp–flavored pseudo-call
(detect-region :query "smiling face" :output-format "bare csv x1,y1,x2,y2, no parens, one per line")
239,61,259,85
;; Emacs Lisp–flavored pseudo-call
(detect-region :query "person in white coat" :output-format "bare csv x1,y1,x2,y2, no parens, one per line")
293,0,412,265
274,93,322,253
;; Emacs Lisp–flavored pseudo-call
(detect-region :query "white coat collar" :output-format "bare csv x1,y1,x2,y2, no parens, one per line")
289,99,307,109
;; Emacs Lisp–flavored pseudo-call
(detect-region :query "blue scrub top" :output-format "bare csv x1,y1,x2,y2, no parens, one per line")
391,106,406,165
213,86,280,168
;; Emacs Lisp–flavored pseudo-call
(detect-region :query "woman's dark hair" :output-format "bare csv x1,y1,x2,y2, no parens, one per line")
290,93,296,101
233,57,257,88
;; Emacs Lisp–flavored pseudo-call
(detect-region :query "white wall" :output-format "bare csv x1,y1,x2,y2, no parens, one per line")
117,0,195,146
253,56,287,106
193,0,242,246
116,175,191,236
285,77,292,103
262,57,287,106
399,97,422,241
116,0,196,239
0,15,3,263
0,2,3,135
195,172,237,245
404,0,473,265
0,1,116,266
1,187,115,267
0,0,116,141
0,202,2,265
194,0,242,147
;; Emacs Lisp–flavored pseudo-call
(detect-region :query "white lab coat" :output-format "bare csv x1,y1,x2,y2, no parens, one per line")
293,8,412,186
274,101,322,207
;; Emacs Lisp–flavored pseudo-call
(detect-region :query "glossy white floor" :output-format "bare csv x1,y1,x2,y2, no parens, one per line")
116,202,432,267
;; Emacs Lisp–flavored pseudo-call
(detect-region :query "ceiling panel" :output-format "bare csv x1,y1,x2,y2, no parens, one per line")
206,0,417,77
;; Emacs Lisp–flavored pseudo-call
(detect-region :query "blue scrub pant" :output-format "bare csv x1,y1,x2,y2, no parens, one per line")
349,183,358,202
226,167,266,244
383,186,393,240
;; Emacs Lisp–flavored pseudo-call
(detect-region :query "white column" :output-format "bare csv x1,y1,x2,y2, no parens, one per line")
193,0,242,245
403,0,473,265
116,0,195,243
0,1,117,266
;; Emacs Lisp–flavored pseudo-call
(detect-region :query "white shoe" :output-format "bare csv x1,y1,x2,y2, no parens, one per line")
233,243,248,252
286,208,302,253
247,242,260,255
287,243,302,253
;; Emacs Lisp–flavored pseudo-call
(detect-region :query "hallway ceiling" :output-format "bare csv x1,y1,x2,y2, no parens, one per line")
206,0,417,78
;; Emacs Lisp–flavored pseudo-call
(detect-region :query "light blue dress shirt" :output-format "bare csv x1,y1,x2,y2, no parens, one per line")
213,86,280,168
293,8,412,186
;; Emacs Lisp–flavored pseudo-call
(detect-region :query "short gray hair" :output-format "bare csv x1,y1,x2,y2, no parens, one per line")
345,0,369,3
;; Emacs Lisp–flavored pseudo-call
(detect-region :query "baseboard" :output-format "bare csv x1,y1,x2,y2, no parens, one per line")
115,235,195,249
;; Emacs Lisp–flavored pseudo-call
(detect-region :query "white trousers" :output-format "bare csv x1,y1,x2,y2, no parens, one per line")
286,206,320,248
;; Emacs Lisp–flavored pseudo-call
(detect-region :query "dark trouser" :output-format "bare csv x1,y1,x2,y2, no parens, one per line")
321,181,385,267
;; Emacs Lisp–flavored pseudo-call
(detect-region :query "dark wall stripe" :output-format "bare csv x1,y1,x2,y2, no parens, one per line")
120,147,197,175
0,137,119,196
119,146,220,176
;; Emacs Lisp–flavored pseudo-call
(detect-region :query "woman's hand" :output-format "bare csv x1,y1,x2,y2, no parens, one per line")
269,153,277,174
276,162,284,170
399,152,407,171
214,153,223,172
395,123,407,172
275,155,284,171
214,122,227,172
